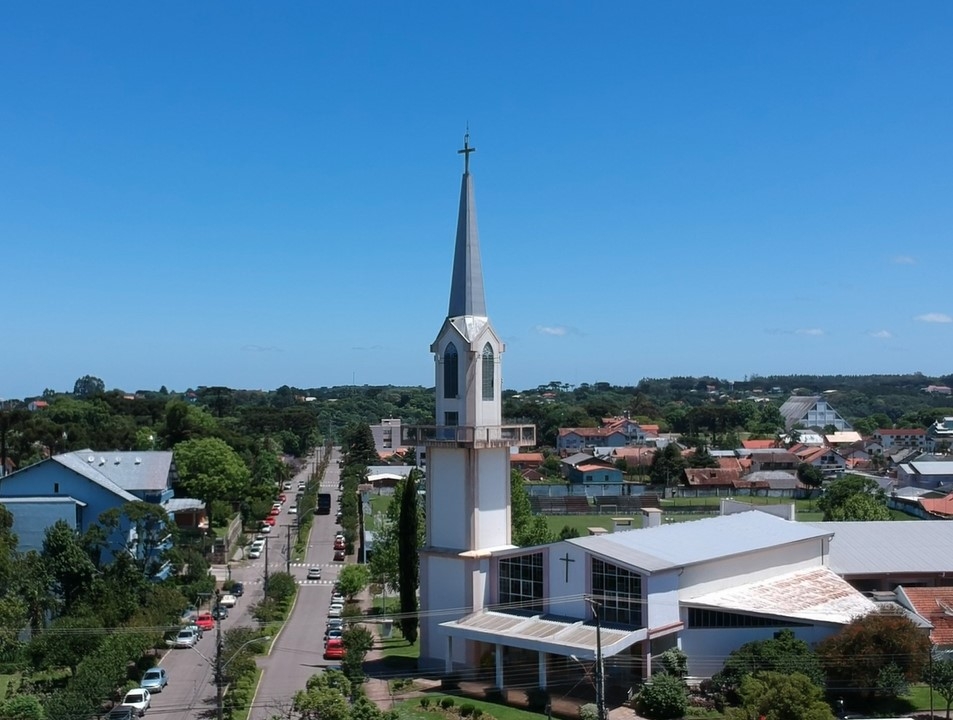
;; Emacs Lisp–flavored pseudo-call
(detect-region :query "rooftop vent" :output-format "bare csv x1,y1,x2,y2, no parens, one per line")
99,457,106,466
87,455,95,463
134,457,142,464
114,457,121,465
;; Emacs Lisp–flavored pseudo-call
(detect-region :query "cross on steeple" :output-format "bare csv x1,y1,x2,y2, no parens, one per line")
458,131,476,173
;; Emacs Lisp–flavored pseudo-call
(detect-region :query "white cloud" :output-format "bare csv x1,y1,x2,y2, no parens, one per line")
915,313,953,324
535,325,568,336
796,328,824,336
892,255,916,265
868,330,892,339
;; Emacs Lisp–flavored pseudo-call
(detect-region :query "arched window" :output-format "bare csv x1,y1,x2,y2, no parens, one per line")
482,343,495,401
443,343,459,398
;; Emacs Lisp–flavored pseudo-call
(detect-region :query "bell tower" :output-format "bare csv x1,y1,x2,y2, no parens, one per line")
412,135,535,669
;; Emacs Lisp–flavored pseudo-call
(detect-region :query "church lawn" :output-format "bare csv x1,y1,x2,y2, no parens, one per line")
396,694,545,720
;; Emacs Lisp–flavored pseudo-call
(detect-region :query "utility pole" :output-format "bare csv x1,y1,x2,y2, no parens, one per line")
263,535,270,593
215,589,224,720
286,523,292,574
585,596,607,720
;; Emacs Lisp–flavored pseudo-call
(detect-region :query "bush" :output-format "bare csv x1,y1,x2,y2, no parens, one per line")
579,703,599,720
460,704,475,716
527,687,550,711
440,697,455,710
264,572,297,602
472,709,483,719
419,698,431,709
635,673,689,720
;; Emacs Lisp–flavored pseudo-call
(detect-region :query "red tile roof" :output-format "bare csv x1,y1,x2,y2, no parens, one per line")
742,439,776,450
901,587,953,646
511,453,544,463
558,427,623,438
919,493,953,519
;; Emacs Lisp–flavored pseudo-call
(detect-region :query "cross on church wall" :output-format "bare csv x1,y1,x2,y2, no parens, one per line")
560,552,575,582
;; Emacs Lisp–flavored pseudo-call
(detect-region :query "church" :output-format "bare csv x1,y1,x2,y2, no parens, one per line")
408,137,879,693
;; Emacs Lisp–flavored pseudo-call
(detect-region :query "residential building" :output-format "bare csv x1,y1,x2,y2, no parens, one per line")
928,417,953,453
779,395,852,431
556,427,627,453
875,428,928,451
561,454,623,485
896,460,953,490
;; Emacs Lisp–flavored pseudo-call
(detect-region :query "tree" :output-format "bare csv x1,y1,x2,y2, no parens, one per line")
294,686,351,720
72,375,105,397
686,445,719,469
924,654,953,719
336,563,370,599
650,443,687,486
817,609,931,700
511,470,554,546
797,462,824,489
341,624,374,683
41,520,96,611
97,501,174,577
28,613,104,676
344,422,378,467
714,629,825,697
724,671,834,720
0,694,46,720
635,673,689,720
397,469,421,643
817,475,890,521
174,437,250,526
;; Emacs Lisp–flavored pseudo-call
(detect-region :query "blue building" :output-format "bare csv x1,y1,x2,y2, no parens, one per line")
0,450,204,580
561,453,624,484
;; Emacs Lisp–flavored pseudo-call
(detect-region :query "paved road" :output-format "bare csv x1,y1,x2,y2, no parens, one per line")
147,449,339,720
250,447,344,719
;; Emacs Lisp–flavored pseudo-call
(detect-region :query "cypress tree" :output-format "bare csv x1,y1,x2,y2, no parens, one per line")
397,469,420,644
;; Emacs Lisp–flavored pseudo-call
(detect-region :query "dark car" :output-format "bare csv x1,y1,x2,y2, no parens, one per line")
231,582,244,597
106,707,136,720
212,605,229,620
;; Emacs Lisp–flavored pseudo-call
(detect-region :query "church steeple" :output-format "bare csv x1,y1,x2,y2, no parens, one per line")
447,132,487,318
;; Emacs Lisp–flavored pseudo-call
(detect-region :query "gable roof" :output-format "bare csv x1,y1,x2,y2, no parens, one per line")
567,512,831,574
808,521,953,576
742,439,776,450
898,587,953,646
779,395,820,428
50,454,138,502
64,450,174,492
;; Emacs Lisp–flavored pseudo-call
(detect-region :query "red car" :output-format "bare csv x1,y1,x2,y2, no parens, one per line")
333,549,345,562
323,638,345,660
269,506,281,516
333,539,345,551
195,613,215,632
263,516,276,526
278,493,287,502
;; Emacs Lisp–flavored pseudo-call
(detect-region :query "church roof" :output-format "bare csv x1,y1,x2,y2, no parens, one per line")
447,135,486,318
567,512,831,574
683,566,875,625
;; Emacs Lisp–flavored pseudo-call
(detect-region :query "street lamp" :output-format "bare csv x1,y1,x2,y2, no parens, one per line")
584,596,607,720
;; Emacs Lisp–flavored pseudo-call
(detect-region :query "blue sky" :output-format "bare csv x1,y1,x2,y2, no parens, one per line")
2,2,952,399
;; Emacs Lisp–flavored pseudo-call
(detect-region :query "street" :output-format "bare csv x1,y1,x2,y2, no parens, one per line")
147,447,343,720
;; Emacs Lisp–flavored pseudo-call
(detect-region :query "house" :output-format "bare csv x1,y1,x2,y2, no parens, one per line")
875,428,928,452
742,439,776,450
510,452,545,472
556,427,627,452
26,400,48,412
779,395,852,431
896,587,953,648
748,450,800,473
561,454,623,484
897,460,953,491
825,431,863,446
792,446,847,475
745,470,806,496
681,468,750,494
0,450,204,579
924,385,953,396
928,417,953,453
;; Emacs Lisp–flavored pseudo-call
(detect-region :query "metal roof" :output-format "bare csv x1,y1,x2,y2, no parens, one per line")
62,450,173,492
447,144,486,318
162,498,205,512
809,521,953,575
906,462,953,476
440,610,644,659
52,453,138,502
567,512,831,573
779,396,820,429
684,567,875,625
0,495,87,506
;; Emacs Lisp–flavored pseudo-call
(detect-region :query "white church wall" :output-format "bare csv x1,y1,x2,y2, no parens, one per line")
545,543,589,618
679,540,822,598
680,625,837,678
427,447,468,550
473,448,510,548
420,553,473,666
645,571,682,629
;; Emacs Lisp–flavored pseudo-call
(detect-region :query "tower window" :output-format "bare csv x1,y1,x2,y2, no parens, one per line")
482,343,495,401
444,343,459,398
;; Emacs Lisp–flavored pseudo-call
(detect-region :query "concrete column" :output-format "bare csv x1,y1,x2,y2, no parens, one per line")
538,651,548,689
643,641,653,679
445,635,453,674
495,643,504,689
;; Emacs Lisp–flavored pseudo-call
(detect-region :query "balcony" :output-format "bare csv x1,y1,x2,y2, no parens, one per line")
401,424,536,449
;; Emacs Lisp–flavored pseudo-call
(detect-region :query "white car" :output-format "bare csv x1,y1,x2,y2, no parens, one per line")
288,505,298,514
248,548,262,559
259,524,272,534
120,688,151,716
327,605,343,618
170,628,199,648
330,592,344,605
219,594,238,608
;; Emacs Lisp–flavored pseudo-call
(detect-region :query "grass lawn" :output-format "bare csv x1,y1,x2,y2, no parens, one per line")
371,495,392,515
397,694,545,720
378,632,420,660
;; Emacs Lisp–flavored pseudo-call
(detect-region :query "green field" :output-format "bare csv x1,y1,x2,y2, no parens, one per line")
396,694,545,720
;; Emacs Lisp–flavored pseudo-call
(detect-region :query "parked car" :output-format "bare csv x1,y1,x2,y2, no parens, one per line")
232,582,245,597
278,493,287,502
283,482,292,490
106,707,135,720
212,605,229,620
263,516,276,526
323,638,345,660
330,592,344,605
269,506,281,516
307,567,322,580
140,667,168,693
249,547,262,559
298,482,305,491
195,613,215,632
325,618,344,636
171,628,199,648
333,549,345,562
288,505,298,514
325,628,343,644
219,593,238,608
183,622,203,640
333,539,345,551
119,688,151,716
327,605,343,618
